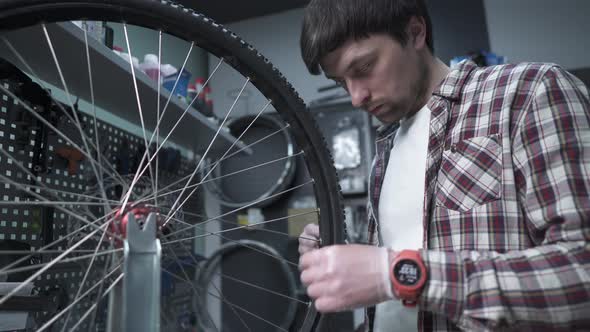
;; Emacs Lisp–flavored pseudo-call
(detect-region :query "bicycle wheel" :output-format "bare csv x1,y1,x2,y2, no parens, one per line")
0,1,345,331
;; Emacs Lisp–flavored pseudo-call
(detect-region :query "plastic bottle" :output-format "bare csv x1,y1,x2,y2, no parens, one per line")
113,46,140,70
160,64,178,78
139,54,160,81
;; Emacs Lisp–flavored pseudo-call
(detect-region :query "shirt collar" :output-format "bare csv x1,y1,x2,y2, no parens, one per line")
375,121,399,140
432,59,478,101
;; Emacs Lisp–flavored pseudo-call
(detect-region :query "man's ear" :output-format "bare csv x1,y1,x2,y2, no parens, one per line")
407,16,426,50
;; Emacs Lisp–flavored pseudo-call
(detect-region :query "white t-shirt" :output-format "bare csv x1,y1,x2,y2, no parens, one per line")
374,105,431,332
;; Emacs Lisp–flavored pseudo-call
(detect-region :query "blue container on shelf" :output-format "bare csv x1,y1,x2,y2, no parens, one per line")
162,68,192,98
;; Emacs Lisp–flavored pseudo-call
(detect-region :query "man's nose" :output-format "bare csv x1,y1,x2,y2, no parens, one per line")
348,81,370,108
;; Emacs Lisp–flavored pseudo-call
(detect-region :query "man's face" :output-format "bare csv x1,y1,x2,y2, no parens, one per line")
320,33,429,123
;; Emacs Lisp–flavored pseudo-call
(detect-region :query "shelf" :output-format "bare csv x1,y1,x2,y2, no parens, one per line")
0,22,247,157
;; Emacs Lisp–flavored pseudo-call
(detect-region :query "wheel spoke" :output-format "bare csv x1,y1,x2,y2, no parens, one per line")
58,219,113,331
1,37,128,188
0,206,117,277
66,272,124,332
162,267,288,332
220,273,307,305
118,41,210,211
131,120,291,206
0,250,107,255
163,202,318,246
42,23,117,200
165,247,231,332
13,183,117,204
155,30,162,207
130,56,222,191
203,151,303,186
122,23,157,198
0,201,112,207
139,124,292,207
166,210,307,241
213,124,292,166
165,215,299,268
0,147,61,201
0,173,121,240
199,100,272,182
175,244,252,332
0,222,108,307
136,151,302,208
82,21,111,213
85,250,119,332
158,42,194,132
0,83,126,189
36,260,122,332
0,249,121,277
161,77,251,228
174,243,304,304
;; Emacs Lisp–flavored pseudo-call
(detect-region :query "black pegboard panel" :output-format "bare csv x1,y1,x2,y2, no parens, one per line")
0,77,205,331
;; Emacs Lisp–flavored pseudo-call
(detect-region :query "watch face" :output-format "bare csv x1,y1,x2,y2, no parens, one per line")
394,259,421,286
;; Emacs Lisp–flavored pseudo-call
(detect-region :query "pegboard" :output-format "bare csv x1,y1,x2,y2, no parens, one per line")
0,77,205,331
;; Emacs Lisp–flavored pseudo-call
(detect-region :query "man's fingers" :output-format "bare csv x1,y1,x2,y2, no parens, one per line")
298,223,320,254
299,249,319,271
303,223,320,237
299,224,320,244
306,280,335,299
314,296,344,313
298,241,319,255
298,245,312,255
298,236,318,250
300,267,317,286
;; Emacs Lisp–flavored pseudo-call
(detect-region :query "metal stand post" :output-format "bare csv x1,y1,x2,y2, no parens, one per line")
107,212,161,332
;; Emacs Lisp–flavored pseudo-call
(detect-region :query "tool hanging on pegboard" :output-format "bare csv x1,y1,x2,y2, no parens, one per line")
0,57,63,247
1,58,56,175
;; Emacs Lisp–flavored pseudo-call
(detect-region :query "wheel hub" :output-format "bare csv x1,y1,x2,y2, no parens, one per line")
110,204,162,246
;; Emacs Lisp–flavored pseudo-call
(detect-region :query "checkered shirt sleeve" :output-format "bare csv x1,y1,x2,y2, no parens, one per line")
419,66,590,331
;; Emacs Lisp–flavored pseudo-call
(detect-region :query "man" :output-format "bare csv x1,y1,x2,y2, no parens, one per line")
297,0,590,331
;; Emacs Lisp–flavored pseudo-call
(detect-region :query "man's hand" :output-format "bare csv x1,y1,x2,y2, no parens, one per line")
299,244,396,312
298,223,320,255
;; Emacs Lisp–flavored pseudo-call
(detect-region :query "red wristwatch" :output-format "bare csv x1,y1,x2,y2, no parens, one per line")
389,249,427,307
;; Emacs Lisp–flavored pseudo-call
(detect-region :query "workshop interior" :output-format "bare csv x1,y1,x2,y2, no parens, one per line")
0,0,588,331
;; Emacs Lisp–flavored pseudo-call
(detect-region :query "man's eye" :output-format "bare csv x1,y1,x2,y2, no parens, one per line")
358,62,372,73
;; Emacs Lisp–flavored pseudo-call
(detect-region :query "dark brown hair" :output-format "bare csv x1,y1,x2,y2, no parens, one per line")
300,0,434,75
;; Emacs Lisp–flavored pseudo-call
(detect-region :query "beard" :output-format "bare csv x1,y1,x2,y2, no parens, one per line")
376,54,431,124
405,53,431,118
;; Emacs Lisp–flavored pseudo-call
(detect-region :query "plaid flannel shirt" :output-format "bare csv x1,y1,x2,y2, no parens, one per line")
365,60,590,331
